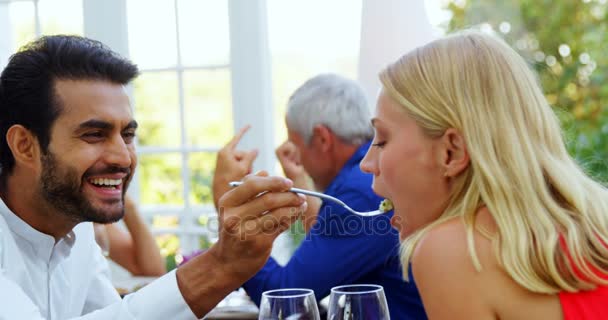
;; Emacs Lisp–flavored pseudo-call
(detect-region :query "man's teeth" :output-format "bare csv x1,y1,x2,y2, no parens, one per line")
90,178,122,187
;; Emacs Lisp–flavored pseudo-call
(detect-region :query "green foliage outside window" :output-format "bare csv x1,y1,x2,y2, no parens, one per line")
446,0,607,183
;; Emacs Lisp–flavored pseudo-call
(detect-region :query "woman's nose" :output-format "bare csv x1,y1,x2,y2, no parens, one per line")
359,149,376,174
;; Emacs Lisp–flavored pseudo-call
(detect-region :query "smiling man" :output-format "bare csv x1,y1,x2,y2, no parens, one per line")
0,35,305,319
36,80,137,234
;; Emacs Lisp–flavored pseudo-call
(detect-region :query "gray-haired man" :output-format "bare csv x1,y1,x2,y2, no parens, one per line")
212,74,426,319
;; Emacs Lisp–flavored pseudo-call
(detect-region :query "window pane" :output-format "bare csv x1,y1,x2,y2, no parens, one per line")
197,214,219,245
154,232,180,271
198,234,213,250
188,152,216,205
132,72,180,147
138,153,183,205
152,214,179,229
38,0,83,35
197,214,217,230
183,69,233,147
127,0,177,69
177,0,230,66
8,1,36,50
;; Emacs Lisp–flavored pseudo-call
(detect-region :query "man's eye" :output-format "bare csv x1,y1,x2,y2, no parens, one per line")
83,131,104,138
372,141,386,148
122,131,136,143
81,132,105,143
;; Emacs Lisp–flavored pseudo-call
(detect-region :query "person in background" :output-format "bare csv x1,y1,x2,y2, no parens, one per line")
93,195,166,276
212,74,426,320
360,30,608,320
0,35,305,319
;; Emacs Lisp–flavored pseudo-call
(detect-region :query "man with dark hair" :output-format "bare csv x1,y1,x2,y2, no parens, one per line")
0,35,305,319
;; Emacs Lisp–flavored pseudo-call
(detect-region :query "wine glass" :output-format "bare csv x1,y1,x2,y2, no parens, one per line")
327,284,390,320
258,288,320,320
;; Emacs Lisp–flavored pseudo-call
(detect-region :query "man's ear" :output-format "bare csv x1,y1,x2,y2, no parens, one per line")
312,125,333,152
6,125,41,170
440,128,469,178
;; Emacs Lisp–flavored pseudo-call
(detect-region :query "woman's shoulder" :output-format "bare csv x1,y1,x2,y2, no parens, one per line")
411,209,500,318
412,209,497,271
411,209,562,319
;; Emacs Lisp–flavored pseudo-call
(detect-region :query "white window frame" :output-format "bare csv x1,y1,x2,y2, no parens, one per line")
83,0,277,255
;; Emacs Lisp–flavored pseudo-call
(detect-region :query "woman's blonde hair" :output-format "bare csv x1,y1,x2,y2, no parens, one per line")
380,30,608,293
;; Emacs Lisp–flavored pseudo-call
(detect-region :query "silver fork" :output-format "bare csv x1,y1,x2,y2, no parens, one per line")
228,181,384,217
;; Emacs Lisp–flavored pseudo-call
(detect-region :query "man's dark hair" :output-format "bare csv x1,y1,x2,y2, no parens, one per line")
0,35,139,181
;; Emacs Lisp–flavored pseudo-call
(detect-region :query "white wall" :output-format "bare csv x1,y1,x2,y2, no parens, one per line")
0,3,12,69
228,0,275,175
357,0,436,108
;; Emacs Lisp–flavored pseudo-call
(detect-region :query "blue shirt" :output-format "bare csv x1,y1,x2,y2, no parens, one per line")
243,142,427,320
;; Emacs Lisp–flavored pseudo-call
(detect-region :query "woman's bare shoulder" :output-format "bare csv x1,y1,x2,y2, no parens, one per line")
411,210,498,319
412,209,497,271
412,209,562,319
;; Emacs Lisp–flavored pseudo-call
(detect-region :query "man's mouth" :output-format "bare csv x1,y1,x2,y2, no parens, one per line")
88,178,123,189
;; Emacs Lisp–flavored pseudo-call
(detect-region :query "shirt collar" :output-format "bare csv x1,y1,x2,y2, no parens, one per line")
344,140,372,168
0,197,76,262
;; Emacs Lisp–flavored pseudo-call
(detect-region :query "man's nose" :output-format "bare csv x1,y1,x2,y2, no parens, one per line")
105,136,132,168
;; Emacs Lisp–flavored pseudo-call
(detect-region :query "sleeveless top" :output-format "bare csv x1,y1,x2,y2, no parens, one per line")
559,286,608,319
558,237,608,319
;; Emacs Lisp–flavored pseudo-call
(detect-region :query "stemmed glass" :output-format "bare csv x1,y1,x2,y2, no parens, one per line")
258,288,320,320
327,284,390,320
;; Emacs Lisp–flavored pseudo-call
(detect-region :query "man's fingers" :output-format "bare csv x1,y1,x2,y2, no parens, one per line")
230,188,305,218
226,125,251,150
253,170,269,177
275,141,288,156
277,142,299,165
275,141,295,155
242,149,258,165
220,175,292,206
234,149,257,161
260,201,307,235
237,203,305,241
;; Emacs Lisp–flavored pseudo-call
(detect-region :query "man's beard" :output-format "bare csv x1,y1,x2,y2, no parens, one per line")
39,151,130,224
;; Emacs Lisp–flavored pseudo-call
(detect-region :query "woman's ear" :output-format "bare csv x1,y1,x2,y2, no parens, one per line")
6,125,40,170
440,128,469,178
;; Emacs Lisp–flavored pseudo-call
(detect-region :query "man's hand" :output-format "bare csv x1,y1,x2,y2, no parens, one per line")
176,173,307,317
212,125,258,209
275,140,309,188
212,172,307,278
275,141,321,232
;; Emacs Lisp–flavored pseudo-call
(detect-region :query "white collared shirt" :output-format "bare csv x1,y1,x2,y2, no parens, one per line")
0,199,198,319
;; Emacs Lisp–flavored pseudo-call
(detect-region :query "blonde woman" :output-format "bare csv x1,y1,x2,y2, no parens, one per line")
360,31,608,319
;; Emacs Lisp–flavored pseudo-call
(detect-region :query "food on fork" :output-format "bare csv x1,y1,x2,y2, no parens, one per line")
379,199,394,213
